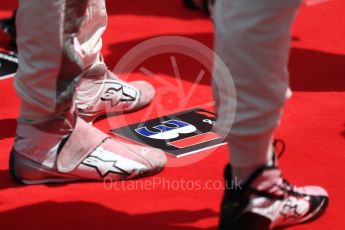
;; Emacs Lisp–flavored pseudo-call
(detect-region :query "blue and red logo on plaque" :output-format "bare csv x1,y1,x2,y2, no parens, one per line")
112,108,225,157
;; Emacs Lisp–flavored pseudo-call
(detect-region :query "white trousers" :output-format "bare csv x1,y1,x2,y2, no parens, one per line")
14,0,107,124
213,0,302,168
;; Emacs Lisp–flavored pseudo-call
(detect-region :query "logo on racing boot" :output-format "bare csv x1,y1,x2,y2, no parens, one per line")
100,82,138,108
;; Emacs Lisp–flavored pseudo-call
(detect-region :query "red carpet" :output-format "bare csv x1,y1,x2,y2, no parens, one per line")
0,1,345,229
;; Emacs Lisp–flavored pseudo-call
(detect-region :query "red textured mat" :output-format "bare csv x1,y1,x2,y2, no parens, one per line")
1,1,345,229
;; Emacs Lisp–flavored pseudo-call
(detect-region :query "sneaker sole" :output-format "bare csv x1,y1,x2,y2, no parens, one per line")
9,149,81,185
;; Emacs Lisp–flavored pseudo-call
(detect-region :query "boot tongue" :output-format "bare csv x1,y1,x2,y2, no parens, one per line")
32,116,74,135
81,63,107,80
16,111,74,148
248,167,286,197
56,116,109,173
19,108,75,136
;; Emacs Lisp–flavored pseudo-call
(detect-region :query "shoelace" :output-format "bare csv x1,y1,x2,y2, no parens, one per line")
273,139,286,159
273,139,302,196
280,178,302,197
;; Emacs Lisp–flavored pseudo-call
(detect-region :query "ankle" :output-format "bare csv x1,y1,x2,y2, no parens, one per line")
232,165,262,183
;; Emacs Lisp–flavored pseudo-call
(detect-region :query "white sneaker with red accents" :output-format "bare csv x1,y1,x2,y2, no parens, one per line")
219,164,329,230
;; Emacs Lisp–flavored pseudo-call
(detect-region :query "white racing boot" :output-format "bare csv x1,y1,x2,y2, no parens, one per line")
10,114,166,185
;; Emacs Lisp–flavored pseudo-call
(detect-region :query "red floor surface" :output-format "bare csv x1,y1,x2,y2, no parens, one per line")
1,1,345,229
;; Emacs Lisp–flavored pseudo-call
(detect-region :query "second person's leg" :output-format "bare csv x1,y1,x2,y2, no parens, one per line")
213,0,329,229
213,0,299,181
